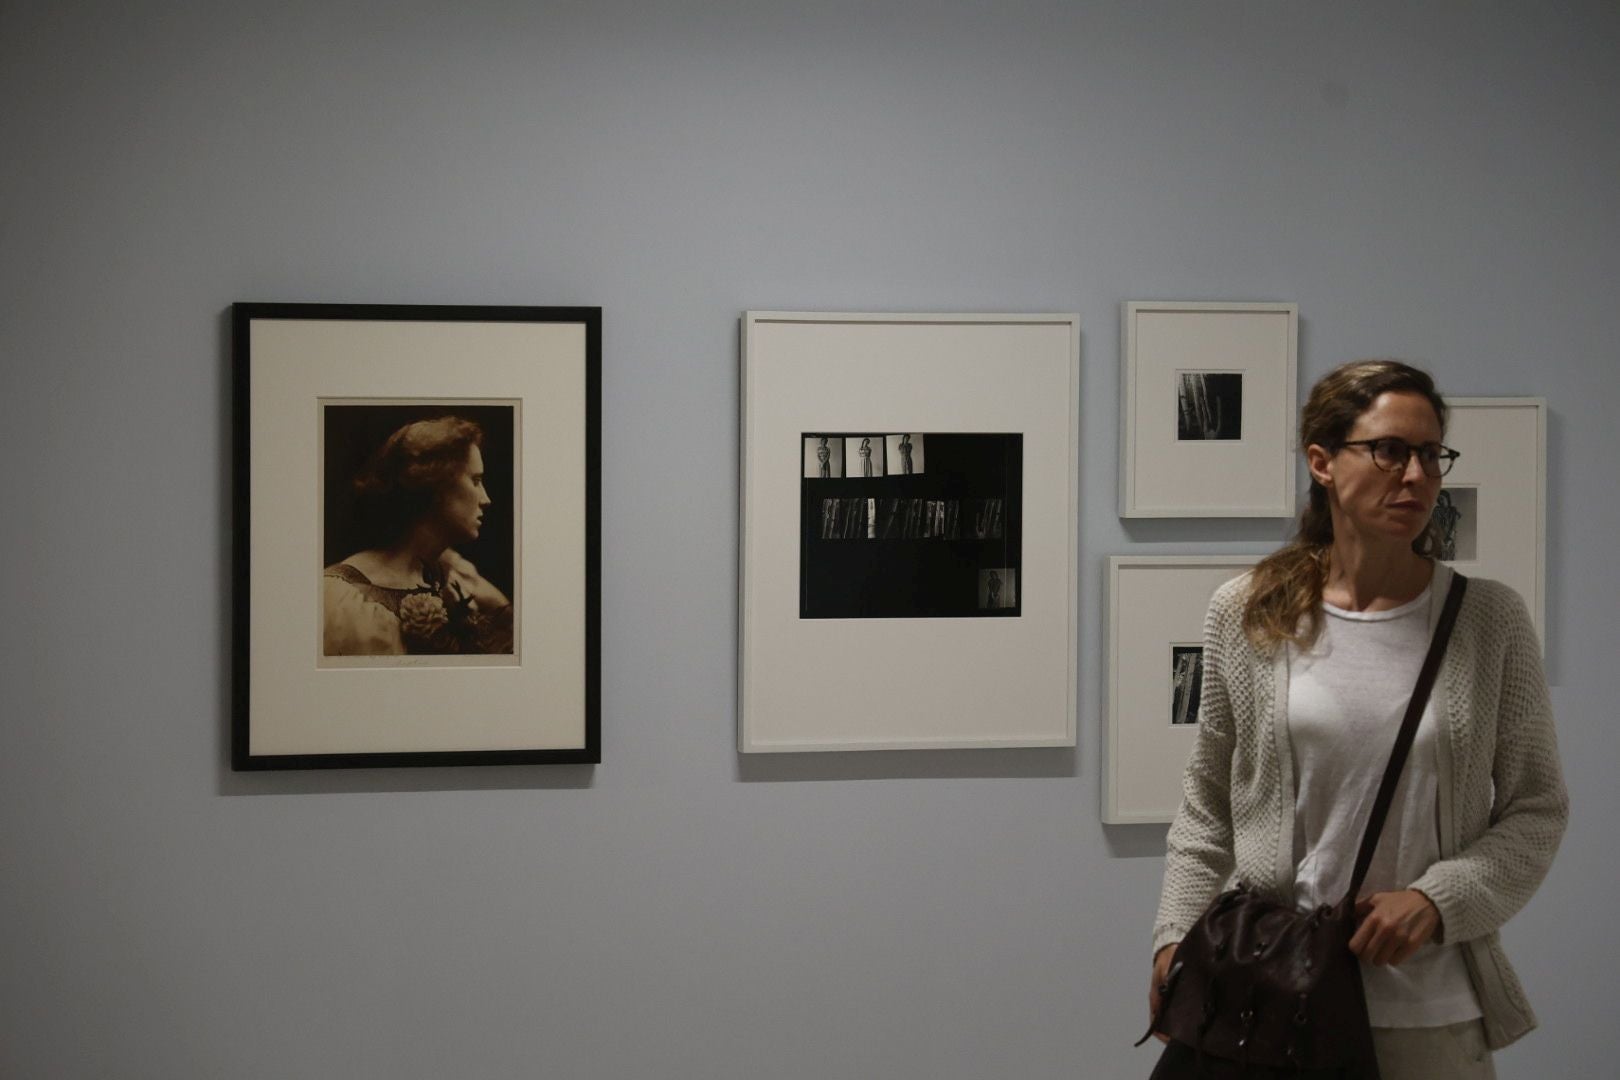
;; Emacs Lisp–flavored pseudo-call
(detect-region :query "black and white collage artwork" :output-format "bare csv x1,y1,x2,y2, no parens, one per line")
799,433,1021,618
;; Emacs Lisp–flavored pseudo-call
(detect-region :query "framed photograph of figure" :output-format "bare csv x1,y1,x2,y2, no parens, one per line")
232,303,601,769
1103,555,1260,823
740,312,1080,752
1438,398,1547,646
1120,301,1298,517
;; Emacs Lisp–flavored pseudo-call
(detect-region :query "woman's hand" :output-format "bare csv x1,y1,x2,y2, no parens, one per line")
1349,889,1441,966
1147,943,1178,1043
440,549,511,612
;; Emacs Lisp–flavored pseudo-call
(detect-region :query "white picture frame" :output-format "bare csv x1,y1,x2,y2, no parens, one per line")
740,311,1080,752
1120,301,1298,518
1103,555,1260,823
1439,397,1547,647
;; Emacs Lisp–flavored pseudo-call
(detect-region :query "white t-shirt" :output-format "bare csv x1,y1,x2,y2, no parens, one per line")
1287,585,1482,1028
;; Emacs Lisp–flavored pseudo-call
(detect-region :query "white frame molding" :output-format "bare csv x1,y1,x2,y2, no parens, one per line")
1104,554,1261,823
1442,397,1547,648
1120,301,1298,518
740,311,1081,752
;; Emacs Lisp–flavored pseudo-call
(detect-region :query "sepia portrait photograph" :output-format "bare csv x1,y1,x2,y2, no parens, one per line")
321,402,517,663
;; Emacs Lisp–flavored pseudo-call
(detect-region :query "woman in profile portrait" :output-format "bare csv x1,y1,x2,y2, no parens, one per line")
323,415,514,656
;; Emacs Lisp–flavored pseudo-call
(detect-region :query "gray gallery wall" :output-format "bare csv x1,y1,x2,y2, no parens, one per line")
3,2,1617,1077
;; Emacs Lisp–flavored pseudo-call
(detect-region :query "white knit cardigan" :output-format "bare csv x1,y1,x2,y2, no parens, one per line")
1152,562,1569,1049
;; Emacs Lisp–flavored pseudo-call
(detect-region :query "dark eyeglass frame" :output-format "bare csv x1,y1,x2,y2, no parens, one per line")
1336,437,1461,478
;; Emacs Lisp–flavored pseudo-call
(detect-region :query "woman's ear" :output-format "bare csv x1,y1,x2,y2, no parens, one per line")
1305,443,1335,489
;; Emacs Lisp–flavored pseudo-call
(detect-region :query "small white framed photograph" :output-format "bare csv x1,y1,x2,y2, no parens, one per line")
740,311,1080,752
1103,554,1260,823
1439,397,1547,645
1120,301,1298,517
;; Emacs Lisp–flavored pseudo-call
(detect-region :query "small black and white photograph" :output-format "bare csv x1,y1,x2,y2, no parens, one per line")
924,500,961,539
844,435,886,478
322,402,517,659
885,433,925,476
978,568,1018,610
819,497,870,539
1171,644,1204,725
1176,371,1243,441
882,499,914,539
970,498,1004,539
799,432,1022,619
1432,486,1478,561
803,434,845,478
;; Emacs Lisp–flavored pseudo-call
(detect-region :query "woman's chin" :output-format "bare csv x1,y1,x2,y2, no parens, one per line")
1389,524,1430,547
1377,509,1430,540
1356,521,1426,549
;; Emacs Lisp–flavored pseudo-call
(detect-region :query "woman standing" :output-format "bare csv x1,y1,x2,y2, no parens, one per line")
1148,361,1567,1078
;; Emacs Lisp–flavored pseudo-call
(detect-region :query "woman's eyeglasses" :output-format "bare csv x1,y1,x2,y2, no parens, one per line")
1337,437,1460,478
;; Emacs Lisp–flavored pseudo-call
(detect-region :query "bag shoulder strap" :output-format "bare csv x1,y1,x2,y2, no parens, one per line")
1344,570,1468,905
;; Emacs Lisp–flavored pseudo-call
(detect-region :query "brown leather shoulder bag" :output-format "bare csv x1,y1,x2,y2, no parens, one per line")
1139,573,1468,1079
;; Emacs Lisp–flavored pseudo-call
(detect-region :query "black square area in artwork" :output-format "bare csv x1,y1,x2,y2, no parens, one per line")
1176,372,1243,441
799,433,1022,619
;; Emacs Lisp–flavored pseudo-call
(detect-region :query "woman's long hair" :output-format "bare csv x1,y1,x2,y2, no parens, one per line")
1242,360,1448,650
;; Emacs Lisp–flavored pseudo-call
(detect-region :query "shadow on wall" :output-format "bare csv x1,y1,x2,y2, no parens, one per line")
736,746,1076,783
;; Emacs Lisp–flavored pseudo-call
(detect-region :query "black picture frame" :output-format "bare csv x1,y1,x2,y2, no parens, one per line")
232,303,601,769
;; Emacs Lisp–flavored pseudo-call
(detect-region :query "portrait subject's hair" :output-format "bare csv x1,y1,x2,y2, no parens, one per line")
1243,360,1448,650
352,415,484,545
